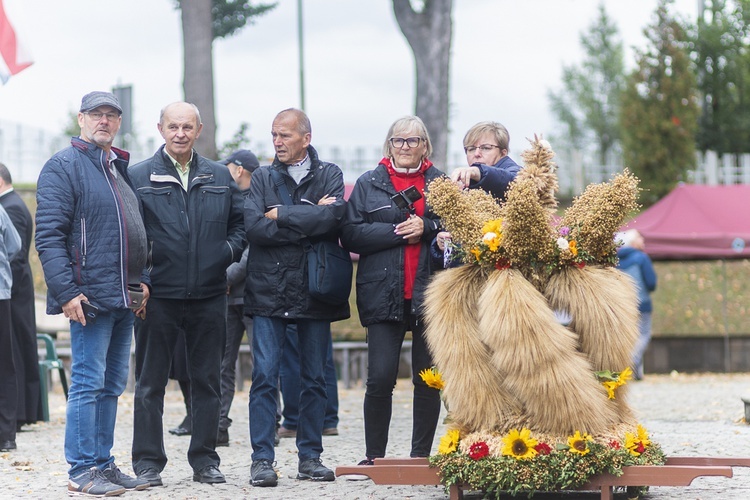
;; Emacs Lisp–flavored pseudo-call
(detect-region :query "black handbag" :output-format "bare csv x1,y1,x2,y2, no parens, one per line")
270,168,352,305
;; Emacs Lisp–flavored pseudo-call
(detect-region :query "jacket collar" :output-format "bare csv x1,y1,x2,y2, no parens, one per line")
149,145,214,187
70,136,130,171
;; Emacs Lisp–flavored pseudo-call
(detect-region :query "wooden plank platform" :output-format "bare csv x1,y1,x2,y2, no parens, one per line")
335,456,749,500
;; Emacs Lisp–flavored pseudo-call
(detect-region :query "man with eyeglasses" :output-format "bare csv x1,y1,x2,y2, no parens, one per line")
35,91,151,496
450,121,521,201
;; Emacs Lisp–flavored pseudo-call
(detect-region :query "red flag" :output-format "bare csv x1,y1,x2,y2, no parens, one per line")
0,0,33,84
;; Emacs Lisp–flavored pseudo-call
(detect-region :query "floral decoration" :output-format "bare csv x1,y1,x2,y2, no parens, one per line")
419,367,445,391
430,424,664,497
468,442,490,461
501,428,539,460
567,430,593,456
595,367,633,399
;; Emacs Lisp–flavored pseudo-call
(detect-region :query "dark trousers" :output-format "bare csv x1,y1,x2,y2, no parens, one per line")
10,276,41,424
132,295,226,473
363,314,441,459
219,304,252,431
0,300,17,441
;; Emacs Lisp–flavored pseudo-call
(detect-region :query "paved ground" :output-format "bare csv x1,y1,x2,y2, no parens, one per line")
2,371,750,499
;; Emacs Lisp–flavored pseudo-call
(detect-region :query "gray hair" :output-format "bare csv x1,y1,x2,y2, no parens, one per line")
0,162,11,184
382,115,433,158
275,108,312,135
159,102,202,125
463,121,509,151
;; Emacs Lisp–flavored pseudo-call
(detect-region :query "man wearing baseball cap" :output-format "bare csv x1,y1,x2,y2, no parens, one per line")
36,91,150,496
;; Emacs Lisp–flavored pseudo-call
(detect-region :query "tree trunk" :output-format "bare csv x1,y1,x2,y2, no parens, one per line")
180,0,217,159
392,0,453,170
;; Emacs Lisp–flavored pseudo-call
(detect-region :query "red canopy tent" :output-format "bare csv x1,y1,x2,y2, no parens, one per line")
625,184,750,260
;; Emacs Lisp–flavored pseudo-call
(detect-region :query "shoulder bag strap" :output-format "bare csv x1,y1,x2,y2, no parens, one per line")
269,168,294,206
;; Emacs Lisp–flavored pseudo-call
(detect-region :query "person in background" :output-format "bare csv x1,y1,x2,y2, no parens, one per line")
341,115,443,465
434,121,522,264
0,163,42,429
0,203,21,452
616,229,657,380
129,102,245,487
217,149,258,446
35,91,150,496
245,108,348,487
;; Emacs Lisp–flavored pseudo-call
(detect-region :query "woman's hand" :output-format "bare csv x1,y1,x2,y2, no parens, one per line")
395,214,424,244
436,231,452,251
451,166,480,188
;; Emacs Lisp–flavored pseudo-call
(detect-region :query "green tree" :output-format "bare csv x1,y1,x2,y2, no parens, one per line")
691,0,750,155
177,0,275,159
620,0,699,205
548,3,625,165
392,0,453,169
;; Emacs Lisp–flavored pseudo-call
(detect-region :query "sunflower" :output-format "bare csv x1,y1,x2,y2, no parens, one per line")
603,380,618,399
438,429,460,455
419,367,445,390
618,367,633,386
482,218,503,235
501,428,539,460
567,430,592,456
624,425,651,456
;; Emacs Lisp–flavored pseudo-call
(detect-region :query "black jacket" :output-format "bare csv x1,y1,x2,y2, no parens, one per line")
129,146,245,299
244,146,349,321
341,163,443,326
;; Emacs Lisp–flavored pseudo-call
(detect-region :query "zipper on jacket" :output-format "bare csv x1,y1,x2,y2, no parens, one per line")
80,217,87,267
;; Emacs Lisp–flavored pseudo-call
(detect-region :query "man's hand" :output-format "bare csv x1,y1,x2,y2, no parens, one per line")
450,166,481,188
395,214,424,244
318,194,336,206
62,293,89,326
134,283,150,320
264,208,278,220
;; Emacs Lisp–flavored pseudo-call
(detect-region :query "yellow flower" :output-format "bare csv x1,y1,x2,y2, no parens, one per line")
419,367,445,390
624,425,651,456
617,367,633,386
567,430,592,456
603,380,618,399
501,428,539,460
438,429,460,455
569,240,578,256
482,233,502,252
481,218,503,235
470,246,482,262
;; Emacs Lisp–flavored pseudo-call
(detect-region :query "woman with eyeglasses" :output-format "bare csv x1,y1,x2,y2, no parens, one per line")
450,121,521,200
341,116,444,465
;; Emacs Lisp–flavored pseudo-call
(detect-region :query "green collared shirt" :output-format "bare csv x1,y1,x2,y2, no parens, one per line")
165,150,193,191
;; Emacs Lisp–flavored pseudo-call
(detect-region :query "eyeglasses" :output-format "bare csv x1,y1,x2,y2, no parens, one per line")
464,144,500,154
390,137,423,148
85,111,120,122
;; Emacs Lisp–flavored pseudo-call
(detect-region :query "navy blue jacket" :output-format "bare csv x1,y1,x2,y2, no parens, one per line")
341,163,443,326
35,138,146,314
617,247,657,313
469,155,521,201
129,146,245,299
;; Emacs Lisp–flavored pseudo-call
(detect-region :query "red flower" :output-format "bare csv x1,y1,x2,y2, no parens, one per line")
574,262,586,269
609,440,621,449
636,442,646,454
495,259,510,270
534,442,552,455
671,116,681,126
468,441,490,460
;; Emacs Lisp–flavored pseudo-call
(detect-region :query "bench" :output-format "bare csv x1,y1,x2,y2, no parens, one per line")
335,456,750,500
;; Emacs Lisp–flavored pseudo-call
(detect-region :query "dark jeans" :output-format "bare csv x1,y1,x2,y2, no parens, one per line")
280,324,339,430
363,315,441,459
0,300,17,442
219,304,252,431
250,316,329,462
132,295,226,473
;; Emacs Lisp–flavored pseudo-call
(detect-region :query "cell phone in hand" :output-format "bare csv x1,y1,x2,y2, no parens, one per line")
81,301,99,324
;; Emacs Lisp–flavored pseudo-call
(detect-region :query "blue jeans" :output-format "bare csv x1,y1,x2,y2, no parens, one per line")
250,317,329,462
632,312,652,379
280,324,339,430
65,308,133,478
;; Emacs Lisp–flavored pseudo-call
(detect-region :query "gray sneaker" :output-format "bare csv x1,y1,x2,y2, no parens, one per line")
250,459,278,487
102,463,150,491
67,466,126,497
297,457,335,481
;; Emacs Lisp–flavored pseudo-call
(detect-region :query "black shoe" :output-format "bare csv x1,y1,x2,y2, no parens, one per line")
250,459,278,487
193,464,226,484
136,468,163,487
216,428,229,447
297,457,335,481
357,458,374,466
102,463,150,491
0,440,16,451
168,424,191,436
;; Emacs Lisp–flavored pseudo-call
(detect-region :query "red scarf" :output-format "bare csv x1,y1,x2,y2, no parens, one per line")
381,157,432,299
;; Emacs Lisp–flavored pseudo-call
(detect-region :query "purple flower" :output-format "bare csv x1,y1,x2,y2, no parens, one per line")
559,226,570,237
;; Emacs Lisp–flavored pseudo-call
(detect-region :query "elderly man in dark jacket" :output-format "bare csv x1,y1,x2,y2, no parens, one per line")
128,102,245,487
245,108,348,488
36,91,150,496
